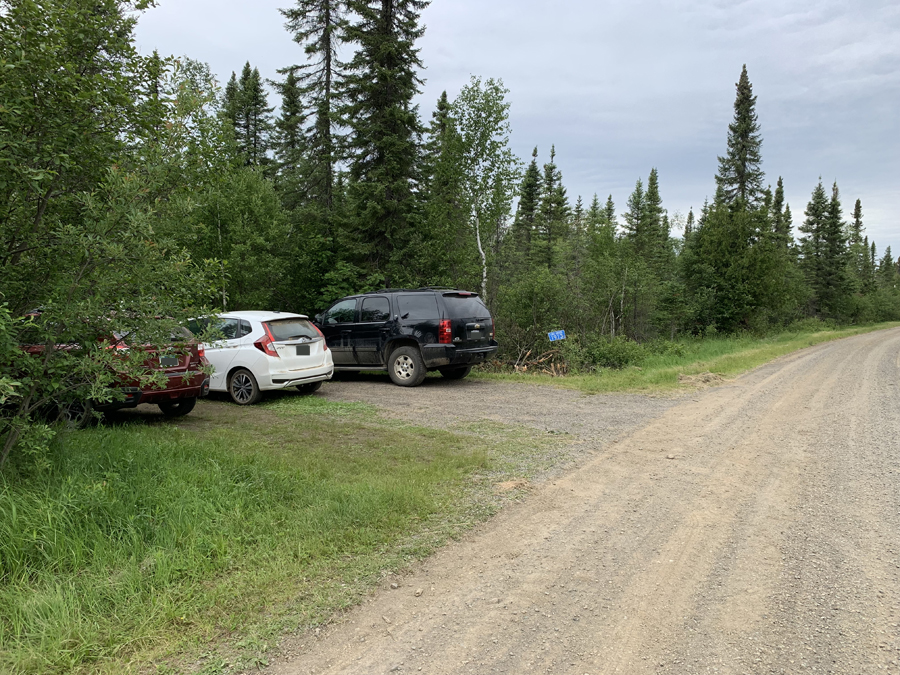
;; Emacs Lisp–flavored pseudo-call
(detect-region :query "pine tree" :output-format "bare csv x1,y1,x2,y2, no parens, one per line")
222,62,273,166
573,196,585,234
799,179,850,316
684,208,695,238
279,0,347,210
623,168,670,272
623,178,644,243
511,147,541,254
535,145,569,268
715,65,765,208
771,176,791,249
420,91,472,286
342,0,428,284
272,68,307,209
818,181,848,314
603,195,616,229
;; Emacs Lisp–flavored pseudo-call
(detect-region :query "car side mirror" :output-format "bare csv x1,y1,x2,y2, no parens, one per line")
314,314,322,324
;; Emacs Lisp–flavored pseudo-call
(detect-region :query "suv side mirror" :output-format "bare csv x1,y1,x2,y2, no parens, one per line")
314,313,322,324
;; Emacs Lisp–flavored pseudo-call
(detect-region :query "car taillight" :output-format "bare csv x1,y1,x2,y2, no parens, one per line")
313,324,328,350
254,334,279,358
438,319,452,344
197,346,205,359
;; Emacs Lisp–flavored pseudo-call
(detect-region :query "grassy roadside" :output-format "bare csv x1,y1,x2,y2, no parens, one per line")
2,322,896,674
0,397,553,675
477,322,900,393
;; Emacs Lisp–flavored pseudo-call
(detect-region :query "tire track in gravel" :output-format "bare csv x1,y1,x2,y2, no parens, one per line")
264,327,900,675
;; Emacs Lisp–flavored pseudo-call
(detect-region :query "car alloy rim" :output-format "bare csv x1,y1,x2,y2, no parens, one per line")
394,355,414,380
232,373,254,402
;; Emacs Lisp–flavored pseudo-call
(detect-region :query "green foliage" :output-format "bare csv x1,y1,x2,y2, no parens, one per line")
221,62,273,167
715,64,765,207
342,0,428,287
560,335,648,371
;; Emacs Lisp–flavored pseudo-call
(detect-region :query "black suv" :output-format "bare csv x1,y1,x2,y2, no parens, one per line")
313,288,498,386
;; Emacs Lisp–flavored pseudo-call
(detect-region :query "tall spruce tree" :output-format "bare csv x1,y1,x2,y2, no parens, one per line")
279,0,347,210
715,65,765,207
771,176,792,249
535,145,569,268
511,147,540,255
420,91,473,286
342,0,428,285
272,68,306,209
222,62,273,166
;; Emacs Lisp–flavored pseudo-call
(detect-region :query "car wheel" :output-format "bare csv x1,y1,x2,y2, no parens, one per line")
388,346,427,387
56,400,94,428
228,368,262,405
296,381,323,395
158,397,197,418
439,365,472,380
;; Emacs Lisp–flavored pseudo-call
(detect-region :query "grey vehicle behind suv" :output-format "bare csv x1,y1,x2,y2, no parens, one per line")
313,288,498,386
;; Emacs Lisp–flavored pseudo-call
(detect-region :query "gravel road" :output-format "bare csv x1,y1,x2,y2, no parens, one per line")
265,328,900,675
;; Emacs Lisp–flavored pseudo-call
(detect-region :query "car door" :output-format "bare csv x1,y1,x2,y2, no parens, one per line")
351,296,393,365
318,298,358,365
203,317,244,390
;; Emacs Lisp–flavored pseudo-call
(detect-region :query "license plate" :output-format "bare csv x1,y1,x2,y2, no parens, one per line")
160,355,179,367
296,344,310,356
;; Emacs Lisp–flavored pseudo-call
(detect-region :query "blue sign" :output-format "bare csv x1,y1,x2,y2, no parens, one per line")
548,330,566,342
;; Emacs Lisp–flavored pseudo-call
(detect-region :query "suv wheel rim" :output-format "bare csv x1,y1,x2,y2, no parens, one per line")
232,373,254,402
393,355,414,380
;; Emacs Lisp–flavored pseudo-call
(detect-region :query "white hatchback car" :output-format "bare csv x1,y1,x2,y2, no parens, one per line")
194,311,334,405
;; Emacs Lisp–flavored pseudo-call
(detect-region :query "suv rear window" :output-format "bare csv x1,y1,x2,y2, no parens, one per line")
266,318,319,341
442,294,490,319
398,294,440,320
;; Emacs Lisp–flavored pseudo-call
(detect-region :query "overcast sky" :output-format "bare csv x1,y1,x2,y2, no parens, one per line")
134,0,900,254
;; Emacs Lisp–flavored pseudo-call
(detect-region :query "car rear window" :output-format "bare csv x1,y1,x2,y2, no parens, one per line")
442,293,490,319
398,294,440,320
265,318,319,341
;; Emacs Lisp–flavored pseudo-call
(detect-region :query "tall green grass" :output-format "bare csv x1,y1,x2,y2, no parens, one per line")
481,322,900,393
0,398,490,674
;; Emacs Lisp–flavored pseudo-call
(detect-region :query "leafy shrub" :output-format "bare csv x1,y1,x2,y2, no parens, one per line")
560,334,648,371
785,317,838,333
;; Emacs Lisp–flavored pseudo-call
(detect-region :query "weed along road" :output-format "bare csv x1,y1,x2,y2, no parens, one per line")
265,328,900,675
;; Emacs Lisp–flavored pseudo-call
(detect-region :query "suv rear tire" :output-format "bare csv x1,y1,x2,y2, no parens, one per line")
438,365,471,380
388,346,427,387
228,368,262,405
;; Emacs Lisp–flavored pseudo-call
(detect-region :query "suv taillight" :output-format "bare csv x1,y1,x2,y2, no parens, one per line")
438,319,452,344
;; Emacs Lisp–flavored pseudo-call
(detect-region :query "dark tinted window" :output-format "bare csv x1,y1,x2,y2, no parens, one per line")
323,298,357,324
398,294,439,320
266,318,319,341
216,318,240,340
239,320,253,337
442,294,490,318
360,297,391,322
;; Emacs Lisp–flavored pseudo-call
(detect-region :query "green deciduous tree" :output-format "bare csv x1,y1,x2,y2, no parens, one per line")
450,77,522,298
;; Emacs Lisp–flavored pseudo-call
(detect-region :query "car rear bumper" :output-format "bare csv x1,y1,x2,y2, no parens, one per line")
97,376,210,411
262,364,334,390
421,342,498,369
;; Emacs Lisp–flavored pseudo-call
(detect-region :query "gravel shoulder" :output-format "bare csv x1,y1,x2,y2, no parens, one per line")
264,328,900,675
